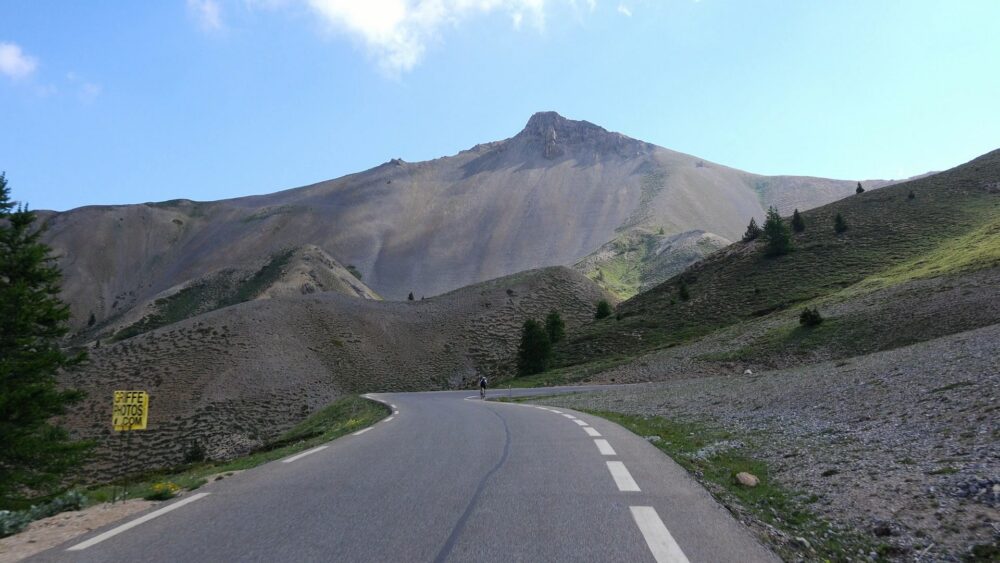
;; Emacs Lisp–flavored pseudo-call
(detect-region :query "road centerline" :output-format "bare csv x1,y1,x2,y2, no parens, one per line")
630,506,691,563
606,461,641,492
584,427,602,437
594,439,616,456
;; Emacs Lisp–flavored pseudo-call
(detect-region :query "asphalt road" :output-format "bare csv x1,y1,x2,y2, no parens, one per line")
31,386,779,562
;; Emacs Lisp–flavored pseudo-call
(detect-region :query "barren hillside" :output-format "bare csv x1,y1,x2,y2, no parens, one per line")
59,266,609,478
41,112,895,332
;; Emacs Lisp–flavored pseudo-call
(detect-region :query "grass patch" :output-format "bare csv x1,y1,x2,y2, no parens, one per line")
503,355,635,388
85,395,387,504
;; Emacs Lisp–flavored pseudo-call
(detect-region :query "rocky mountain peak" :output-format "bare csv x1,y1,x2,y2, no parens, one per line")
514,111,649,160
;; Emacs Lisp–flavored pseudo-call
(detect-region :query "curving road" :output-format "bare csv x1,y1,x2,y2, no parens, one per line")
31,386,778,562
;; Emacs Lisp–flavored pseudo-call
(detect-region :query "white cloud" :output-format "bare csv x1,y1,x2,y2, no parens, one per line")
616,3,631,17
305,0,551,74
0,42,38,80
188,0,224,31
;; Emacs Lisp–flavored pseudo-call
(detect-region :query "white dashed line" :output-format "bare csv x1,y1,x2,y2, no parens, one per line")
384,416,395,422
594,439,617,456
607,461,641,492
573,419,588,426
352,427,372,436
548,409,564,414
282,446,328,463
584,427,602,437
390,404,397,409
630,506,691,563
562,414,577,419
67,493,211,551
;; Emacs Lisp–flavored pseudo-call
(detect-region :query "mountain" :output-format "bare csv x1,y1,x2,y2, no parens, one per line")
42,111,897,334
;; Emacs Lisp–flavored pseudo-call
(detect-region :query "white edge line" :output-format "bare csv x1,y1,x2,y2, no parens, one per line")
67,493,211,551
573,419,588,426
607,461,641,492
548,409,564,414
584,427,602,437
630,506,691,563
384,416,395,422
281,445,328,464
352,427,372,436
595,439,617,456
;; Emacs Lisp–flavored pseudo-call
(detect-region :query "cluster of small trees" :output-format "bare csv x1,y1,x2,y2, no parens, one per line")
742,205,853,256
516,309,565,375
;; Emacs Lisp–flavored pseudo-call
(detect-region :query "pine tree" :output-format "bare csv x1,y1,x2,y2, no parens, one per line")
834,212,849,234
678,279,690,301
908,190,915,200
742,217,762,242
516,319,551,376
762,206,793,256
594,299,612,319
407,292,414,301
790,209,806,233
544,309,565,344
856,182,864,194
0,173,90,500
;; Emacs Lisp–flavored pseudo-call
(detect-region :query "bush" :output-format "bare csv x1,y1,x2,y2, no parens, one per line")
183,441,206,464
791,209,805,233
595,299,612,319
544,309,565,344
762,206,793,257
856,182,865,194
678,279,690,301
517,319,551,375
742,217,762,242
834,212,849,234
0,490,87,538
908,190,915,200
144,482,180,501
799,307,823,327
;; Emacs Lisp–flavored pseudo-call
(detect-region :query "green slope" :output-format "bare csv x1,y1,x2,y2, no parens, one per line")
556,149,1000,368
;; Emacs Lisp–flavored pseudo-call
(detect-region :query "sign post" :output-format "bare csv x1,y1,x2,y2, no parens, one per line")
112,391,149,502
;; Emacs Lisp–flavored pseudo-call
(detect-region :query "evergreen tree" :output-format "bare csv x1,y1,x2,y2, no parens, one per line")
544,309,565,344
678,279,690,301
762,206,793,256
908,190,915,200
856,182,864,194
516,319,551,376
799,307,823,327
407,292,414,301
594,299,612,319
834,212,849,234
790,209,806,233
0,173,90,501
742,217,762,242
87,312,96,327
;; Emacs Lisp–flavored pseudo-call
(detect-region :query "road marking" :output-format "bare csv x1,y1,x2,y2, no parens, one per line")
384,416,395,422
630,506,691,563
584,427,602,437
573,419,588,426
67,493,210,551
534,406,549,410
393,411,399,415
391,404,397,409
562,414,577,419
548,409,564,414
594,439,617,456
352,427,372,436
282,446,328,463
607,461,641,492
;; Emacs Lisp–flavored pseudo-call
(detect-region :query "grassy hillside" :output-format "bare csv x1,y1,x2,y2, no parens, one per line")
556,149,1000,368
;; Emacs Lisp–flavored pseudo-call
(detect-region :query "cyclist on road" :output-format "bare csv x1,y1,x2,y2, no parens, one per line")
479,375,488,399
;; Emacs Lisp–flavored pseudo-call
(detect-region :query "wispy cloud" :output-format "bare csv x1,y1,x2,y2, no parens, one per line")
67,72,102,102
0,42,38,80
188,0,224,31
616,3,631,17
304,0,551,74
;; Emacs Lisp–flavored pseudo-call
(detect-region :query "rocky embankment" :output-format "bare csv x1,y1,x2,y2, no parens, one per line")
541,323,1000,561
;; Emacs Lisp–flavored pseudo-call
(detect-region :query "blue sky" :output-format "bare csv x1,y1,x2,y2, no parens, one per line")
2,0,998,211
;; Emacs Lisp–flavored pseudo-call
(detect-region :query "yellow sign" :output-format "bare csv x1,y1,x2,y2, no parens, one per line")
112,390,149,431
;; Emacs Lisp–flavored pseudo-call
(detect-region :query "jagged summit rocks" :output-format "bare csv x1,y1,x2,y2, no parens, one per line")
512,111,653,161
